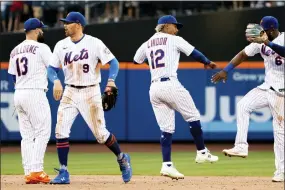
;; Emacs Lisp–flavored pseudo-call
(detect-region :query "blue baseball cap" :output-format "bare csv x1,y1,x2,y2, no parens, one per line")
158,15,183,29
60,12,86,27
24,18,47,32
260,16,279,30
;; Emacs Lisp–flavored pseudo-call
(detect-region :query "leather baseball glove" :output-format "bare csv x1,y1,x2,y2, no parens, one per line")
245,23,268,43
102,86,118,111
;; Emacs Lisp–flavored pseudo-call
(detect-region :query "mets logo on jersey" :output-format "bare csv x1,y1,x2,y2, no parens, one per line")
64,48,89,65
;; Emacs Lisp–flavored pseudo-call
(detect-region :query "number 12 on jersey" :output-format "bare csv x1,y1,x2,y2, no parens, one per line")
150,49,165,69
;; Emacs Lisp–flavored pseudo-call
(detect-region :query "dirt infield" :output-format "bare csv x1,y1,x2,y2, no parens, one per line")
1,143,273,153
1,175,284,190
2,143,280,190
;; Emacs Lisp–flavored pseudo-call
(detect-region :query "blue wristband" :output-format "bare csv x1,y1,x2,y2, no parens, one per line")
223,63,235,73
267,42,272,47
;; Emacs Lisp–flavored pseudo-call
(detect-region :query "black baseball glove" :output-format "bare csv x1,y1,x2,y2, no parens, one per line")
102,86,118,111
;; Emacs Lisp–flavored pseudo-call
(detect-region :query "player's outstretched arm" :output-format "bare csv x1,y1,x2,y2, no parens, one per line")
211,50,248,84
264,41,285,57
190,49,217,69
47,66,63,101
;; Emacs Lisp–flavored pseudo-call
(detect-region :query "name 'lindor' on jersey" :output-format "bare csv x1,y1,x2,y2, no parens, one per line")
147,37,168,48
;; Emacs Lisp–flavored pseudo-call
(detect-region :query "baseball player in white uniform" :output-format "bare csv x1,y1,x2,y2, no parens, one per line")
212,16,284,182
47,12,132,184
134,15,219,180
8,18,51,184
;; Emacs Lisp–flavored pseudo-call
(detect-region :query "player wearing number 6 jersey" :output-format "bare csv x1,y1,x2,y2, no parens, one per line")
134,15,219,180
8,18,51,184
47,12,132,184
212,16,284,182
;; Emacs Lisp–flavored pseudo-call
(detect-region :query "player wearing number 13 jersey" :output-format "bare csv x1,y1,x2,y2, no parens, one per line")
48,12,132,184
8,18,52,184
212,16,284,182
134,15,219,180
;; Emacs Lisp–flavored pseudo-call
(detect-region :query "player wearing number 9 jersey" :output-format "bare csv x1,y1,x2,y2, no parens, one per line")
47,12,132,184
212,16,284,182
134,15,219,180
8,18,52,184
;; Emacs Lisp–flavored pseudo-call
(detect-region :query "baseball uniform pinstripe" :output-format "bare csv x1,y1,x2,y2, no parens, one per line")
50,35,113,143
8,40,52,175
134,32,200,133
235,32,284,175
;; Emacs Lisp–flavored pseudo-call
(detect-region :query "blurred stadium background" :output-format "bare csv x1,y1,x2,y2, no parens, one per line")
0,1,284,143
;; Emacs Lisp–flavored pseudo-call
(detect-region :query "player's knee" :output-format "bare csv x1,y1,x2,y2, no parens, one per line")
237,100,249,112
159,126,175,134
95,132,110,144
55,131,69,139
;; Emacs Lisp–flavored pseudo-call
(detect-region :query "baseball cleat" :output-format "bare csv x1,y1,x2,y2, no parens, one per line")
222,147,248,158
50,168,70,184
160,163,184,180
26,171,50,184
195,149,219,164
117,153,132,183
25,175,38,184
272,173,284,182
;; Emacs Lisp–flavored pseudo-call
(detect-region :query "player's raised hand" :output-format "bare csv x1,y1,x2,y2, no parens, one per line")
211,70,228,84
204,61,217,69
53,80,63,101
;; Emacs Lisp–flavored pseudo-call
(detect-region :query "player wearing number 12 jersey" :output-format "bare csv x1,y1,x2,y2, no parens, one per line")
134,15,219,180
8,18,51,184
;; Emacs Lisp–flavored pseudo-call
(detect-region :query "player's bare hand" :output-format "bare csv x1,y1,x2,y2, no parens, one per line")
105,80,116,94
53,80,63,101
204,62,217,69
211,70,228,84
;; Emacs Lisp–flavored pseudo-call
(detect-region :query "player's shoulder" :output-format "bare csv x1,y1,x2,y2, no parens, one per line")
247,42,262,48
37,42,51,50
273,32,284,43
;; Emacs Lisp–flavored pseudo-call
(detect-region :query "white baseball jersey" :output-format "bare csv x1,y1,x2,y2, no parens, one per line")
134,33,200,134
50,34,115,86
8,39,52,175
53,34,113,144
8,40,52,89
244,32,284,94
134,32,195,81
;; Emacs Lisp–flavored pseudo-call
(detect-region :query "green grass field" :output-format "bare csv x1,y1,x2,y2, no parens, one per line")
1,151,276,176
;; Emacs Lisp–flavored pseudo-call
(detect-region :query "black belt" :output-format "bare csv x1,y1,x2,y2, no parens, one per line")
67,84,96,89
152,77,170,83
270,86,276,91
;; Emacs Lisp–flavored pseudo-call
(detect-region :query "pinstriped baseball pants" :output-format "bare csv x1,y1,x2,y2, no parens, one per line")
149,78,201,134
55,85,110,144
235,87,284,175
14,89,51,175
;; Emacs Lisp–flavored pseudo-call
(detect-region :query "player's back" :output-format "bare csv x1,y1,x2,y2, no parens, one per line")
8,40,50,89
144,32,192,81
